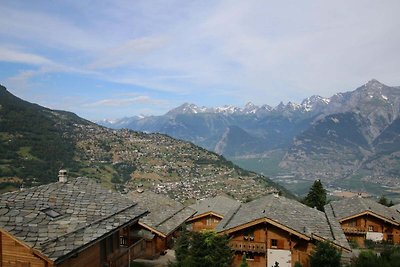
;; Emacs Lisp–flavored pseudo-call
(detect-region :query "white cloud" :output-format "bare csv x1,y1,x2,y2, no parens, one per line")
1,0,400,116
89,36,169,69
84,95,168,107
0,47,53,65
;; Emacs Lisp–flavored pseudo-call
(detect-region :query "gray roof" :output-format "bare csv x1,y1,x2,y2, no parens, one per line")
215,194,350,250
189,195,241,218
129,191,195,236
391,203,400,213
0,178,146,263
326,197,400,224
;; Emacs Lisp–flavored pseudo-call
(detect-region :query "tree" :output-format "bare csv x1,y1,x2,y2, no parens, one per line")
378,195,389,206
309,241,341,267
351,250,381,267
378,195,394,207
240,254,248,267
171,231,233,267
294,262,303,267
350,246,400,267
303,180,327,211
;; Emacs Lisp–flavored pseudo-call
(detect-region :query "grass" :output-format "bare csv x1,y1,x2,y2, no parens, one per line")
17,146,39,161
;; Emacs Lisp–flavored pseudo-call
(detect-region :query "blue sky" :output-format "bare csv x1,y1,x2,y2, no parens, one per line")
1,0,400,120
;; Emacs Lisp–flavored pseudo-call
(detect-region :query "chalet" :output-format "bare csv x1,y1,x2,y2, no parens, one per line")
215,194,350,267
128,191,195,259
0,174,147,267
186,195,241,232
325,197,400,247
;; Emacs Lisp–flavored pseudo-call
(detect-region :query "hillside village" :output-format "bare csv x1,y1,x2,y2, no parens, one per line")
1,171,400,267
0,85,282,203
69,123,278,203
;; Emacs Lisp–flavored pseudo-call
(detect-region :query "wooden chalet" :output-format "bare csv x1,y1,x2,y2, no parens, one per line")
325,197,400,247
186,195,241,232
0,176,147,267
215,194,351,267
128,191,195,259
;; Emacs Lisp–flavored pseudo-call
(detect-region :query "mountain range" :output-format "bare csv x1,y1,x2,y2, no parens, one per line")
0,85,287,202
99,80,400,196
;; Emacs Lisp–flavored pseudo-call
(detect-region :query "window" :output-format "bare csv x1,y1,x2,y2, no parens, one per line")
387,235,393,243
206,217,212,226
368,225,374,232
271,239,278,248
246,252,254,260
120,236,128,247
243,229,254,241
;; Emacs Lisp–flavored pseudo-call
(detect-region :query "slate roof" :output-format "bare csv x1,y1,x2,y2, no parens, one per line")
215,194,350,250
391,203,400,213
189,195,241,218
0,178,146,263
325,197,400,224
128,191,195,237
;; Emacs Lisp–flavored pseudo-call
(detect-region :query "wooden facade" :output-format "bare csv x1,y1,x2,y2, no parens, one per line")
222,220,314,267
1,231,48,267
220,219,348,267
186,212,222,232
340,212,400,247
137,222,180,259
1,222,145,267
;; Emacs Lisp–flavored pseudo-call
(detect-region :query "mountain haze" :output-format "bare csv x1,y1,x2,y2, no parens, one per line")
100,80,400,195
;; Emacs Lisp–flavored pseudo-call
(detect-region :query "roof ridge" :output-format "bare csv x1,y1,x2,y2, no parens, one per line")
40,203,139,246
221,204,242,229
155,206,188,227
323,206,336,241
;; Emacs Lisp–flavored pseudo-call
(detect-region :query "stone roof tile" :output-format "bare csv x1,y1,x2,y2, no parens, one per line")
189,195,241,218
216,194,350,250
129,191,196,236
0,177,146,263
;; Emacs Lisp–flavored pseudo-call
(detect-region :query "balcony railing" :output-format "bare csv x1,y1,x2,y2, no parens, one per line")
229,240,267,253
107,238,146,267
342,227,367,234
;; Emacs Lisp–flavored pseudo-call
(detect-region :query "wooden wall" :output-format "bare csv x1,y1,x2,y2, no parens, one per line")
232,252,266,267
228,222,314,267
341,214,400,246
1,231,48,267
57,243,101,267
189,215,221,232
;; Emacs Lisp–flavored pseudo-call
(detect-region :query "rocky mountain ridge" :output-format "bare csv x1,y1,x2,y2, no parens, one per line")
99,80,400,195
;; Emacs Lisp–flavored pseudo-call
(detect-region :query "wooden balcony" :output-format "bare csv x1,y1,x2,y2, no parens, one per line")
342,227,366,234
229,240,267,253
107,238,146,267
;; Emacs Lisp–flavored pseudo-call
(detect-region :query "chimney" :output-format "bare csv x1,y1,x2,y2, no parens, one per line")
58,169,67,183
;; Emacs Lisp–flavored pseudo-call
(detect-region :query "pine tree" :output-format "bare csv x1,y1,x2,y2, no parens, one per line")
240,254,248,267
378,195,389,206
303,180,327,211
172,231,233,267
310,241,341,267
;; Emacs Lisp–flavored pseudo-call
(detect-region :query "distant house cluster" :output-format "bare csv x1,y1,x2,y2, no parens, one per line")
1,172,400,267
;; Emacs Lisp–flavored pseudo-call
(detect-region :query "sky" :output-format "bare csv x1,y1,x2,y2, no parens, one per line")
1,0,400,120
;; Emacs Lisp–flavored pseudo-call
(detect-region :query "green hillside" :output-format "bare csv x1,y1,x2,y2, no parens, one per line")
0,85,291,201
